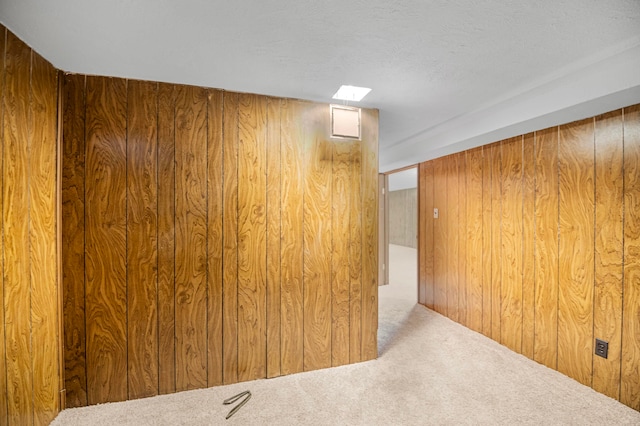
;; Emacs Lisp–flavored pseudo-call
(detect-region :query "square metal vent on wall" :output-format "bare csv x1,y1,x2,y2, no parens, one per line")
330,104,361,140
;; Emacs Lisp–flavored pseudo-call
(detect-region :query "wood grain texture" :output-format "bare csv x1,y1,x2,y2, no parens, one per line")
265,97,282,378
490,142,502,342
59,73,380,407
433,157,447,316
280,99,304,375
418,163,427,305
379,174,389,286
521,133,535,359
332,140,352,367
533,127,559,369
500,137,523,354
126,80,159,399
57,69,65,413
174,84,208,391
85,76,128,404
424,162,435,309
621,104,640,410
361,107,379,361
388,188,417,248
592,110,623,399
207,88,223,386
421,161,435,309
481,146,492,337
222,91,239,384
29,49,60,425
446,155,460,322
3,31,34,424
349,139,363,363
558,118,594,387
157,83,176,394
303,103,332,371
466,148,483,332
458,153,468,326
237,93,267,381
62,73,88,407
414,103,640,410
0,25,7,424
0,28,63,423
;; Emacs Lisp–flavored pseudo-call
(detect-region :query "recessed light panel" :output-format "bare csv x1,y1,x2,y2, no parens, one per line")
332,85,371,102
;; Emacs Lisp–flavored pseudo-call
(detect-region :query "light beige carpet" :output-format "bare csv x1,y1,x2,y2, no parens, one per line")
52,245,640,425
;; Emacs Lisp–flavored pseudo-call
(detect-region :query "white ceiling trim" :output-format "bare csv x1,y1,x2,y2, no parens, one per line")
380,39,640,171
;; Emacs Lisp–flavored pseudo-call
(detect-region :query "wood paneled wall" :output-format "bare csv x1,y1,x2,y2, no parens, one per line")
0,25,61,425
389,189,417,248
62,75,379,407
418,104,640,411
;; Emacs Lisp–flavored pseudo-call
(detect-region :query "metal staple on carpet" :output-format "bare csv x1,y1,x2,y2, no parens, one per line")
223,390,252,420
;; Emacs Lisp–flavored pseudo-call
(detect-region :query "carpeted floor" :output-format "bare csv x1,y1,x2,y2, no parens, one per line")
52,245,640,425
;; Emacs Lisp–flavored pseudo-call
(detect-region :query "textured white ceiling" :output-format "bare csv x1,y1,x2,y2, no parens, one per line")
2,1,640,171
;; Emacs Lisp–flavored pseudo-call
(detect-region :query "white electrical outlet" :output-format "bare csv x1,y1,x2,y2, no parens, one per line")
434,208,439,219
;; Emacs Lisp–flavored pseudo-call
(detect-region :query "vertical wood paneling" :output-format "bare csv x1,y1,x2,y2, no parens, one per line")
446,155,459,322
60,74,379,408
174,85,208,391
466,147,483,332
522,133,535,359
418,163,428,306
29,50,59,425
361,108,379,361
207,88,223,386
126,80,158,399
458,153,468,326
388,188,417,248
303,104,332,371
0,27,62,423
424,162,435,309
433,158,447,315
558,118,595,387
3,32,34,424
379,174,388,286
237,93,267,381
500,137,523,354
421,161,435,309
533,127,559,369
332,141,351,367
62,73,88,407
481,146,492,337
280,99,304,374
0,27,6,423
349,140,363,363
85,76,128,404
592,110,623,399
222,92,239,384
490,143,502,342
157,83,176,394
416,103,640,412
57,71,65,413
621,105,640,410
265,97,282,378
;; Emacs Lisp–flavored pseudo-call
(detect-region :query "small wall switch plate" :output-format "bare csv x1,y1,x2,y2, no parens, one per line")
595,339,608,359
433,208,439,219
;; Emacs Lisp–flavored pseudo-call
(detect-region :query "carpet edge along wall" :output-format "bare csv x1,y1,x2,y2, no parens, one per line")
61,75,379,407
417,104,640,412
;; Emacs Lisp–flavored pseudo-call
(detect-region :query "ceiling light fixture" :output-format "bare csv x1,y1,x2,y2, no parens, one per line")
332,85,371,102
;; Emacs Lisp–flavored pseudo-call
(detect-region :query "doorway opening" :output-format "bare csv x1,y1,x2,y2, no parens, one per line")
378,166,418,354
